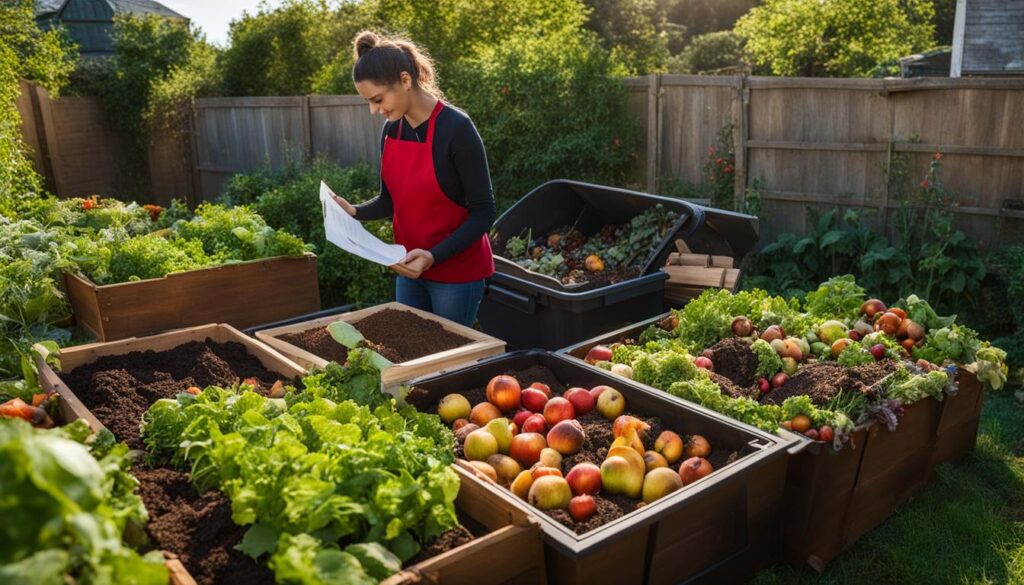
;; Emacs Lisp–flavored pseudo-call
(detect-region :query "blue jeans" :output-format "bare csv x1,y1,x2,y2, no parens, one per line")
395,276,485,327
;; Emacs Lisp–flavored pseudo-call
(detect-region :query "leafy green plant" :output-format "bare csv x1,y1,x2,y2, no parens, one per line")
0,420,168,584
224,159,394,308
141,349,459,582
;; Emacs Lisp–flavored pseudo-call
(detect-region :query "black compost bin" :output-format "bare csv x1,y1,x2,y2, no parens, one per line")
480,180,758,350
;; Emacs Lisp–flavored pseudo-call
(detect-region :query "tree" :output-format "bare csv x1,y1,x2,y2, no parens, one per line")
0,0,77,209
735,0,935,77
666,0,759,41
582,0,670,74
668,30,746,74
220,0,374,96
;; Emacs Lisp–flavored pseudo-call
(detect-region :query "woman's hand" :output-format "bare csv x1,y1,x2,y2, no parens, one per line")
330,193,357,216
390,249,434,279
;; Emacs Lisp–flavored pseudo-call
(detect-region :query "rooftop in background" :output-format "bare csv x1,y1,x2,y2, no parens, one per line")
951,0,1024,76
35,0,188,57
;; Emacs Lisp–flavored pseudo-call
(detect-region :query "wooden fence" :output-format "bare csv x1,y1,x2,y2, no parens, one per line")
625,75,1024,247
15,81,190,206
191,95,379,201
18,76,1023,248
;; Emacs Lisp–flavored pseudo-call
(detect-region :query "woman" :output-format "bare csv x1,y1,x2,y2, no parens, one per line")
330,30,495,328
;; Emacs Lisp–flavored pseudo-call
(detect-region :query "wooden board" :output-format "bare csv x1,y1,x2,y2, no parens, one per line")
255,302,506,390
65,253,320,342
33,323,306,433
661,265,726,288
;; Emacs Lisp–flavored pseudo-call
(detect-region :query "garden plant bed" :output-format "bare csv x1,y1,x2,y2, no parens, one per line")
277,307,472,364
33,324,305,446
60,339,292,449
557,278,1006,571
65,253,321,342
134,466,275,585
407,351,790,585
256,302,505,389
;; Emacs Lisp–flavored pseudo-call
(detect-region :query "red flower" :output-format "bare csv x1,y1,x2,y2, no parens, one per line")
82,199,94,211
724,166,734,174
920,180,930,189
715,157,724,165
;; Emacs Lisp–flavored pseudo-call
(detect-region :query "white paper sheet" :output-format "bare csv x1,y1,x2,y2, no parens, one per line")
320,181,407,266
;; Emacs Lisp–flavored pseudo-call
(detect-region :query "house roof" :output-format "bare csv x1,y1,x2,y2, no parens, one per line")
35,0,187,20
952,0,1024,75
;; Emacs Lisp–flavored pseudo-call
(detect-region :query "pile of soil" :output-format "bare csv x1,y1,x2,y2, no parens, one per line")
62,340,290,449
416,365,740,536
134,466,274,585
279,309,472,365
761,359,900,406
708,371,758,400
279,327,349,364
405,512,490,566
706,338,758,388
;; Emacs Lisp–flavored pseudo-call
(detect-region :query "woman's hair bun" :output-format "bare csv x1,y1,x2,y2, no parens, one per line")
353,30,380,58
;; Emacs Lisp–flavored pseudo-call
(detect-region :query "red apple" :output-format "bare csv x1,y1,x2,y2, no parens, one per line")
760,325,785,343
653,430,683,463
693,356,714,371
848,330,862,342
486,375,522,412
595,387,626,420
731,316,754,337
804,428,819,440
589,385,613,400
565,462,602,495
543,397,576,426
757,377,771,394
511,409,533,429
568,495,597,522
522,413,547,434
508,433,547,467
530,466,563,480
678,456,714,486
869,344,887,360
585,345,613,365
860,299,887,319
563,387,595,416
819,425,835,442
771,372,789,389
684,434,711,458
520,388,549,413
528,382,552,398
547,419,586,455
470,402,502,426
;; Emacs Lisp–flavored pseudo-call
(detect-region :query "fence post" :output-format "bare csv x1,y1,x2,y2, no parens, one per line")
26,82,58,193
302,95,312,160
645,74,661,194
732,75,749,210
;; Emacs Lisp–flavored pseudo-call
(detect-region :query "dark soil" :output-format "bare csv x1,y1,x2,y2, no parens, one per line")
708,371,758,400
279,326,349,364
62,339,290,449
405,512,490,567
761,359,900,406
356,309,472,362
134,466,274,585
412,365,740,536
279,309,472,365
706,338,758,388
562,266,642,292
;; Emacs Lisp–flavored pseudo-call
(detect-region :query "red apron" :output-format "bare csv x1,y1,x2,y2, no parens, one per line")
381,100,494,283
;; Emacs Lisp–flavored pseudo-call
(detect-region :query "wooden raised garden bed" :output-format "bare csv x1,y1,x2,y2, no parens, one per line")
33,323,306,444
64,253,320,342
255,302,506,390
558,313,966,570
406,351,792,585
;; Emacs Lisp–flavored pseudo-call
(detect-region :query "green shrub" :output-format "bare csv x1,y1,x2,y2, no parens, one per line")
224,159,395,308
668,31,746,74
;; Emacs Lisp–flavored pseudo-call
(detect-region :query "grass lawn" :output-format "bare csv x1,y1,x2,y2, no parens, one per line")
751,389,1024,585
